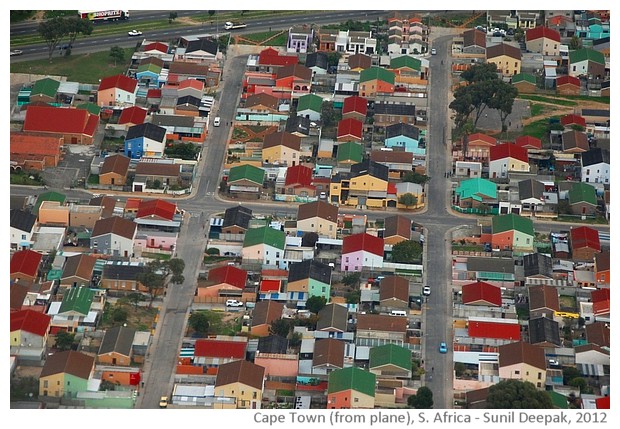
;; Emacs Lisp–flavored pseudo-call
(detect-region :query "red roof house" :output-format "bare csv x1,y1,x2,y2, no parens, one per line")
207,265,248,290
260,279,282,293
525,26,561,55
342,96,368,121
570,226,601,260
526,26,561,43
10,309,51,338
10,250,43,281
282,164,315,196
468,317,521,340
337,118,364,142
342,233,384,256
143,42,169,54
591,288,610,318
461,281,502,307
489,143,529,163
560,113,587,128
194,338,247,365
556,75,581,95
461,132,497,159
258,47,299,68
10,131,63,170
23,105,99,145
98,74,139,93
514,135,542,150
118,106,147,126
136,199,177,221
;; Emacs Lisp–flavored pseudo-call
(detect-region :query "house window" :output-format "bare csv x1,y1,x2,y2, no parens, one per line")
253,391,257,399
514,370,520,375
44,380,48,388
21,234,26,240
538,372,542,379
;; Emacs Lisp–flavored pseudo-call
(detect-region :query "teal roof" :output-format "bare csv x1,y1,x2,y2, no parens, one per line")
243,226,285,250
336,141,363,163
59,287,94,316
359,66,395,85
456,178,497,202
327,366,376,397
390,55,421,71
369,344,411,371
34,191,66,215
569,48,605,65
297,93,323,113
228,164,265,185
31,78,60,98
492,213,534,236
568,182,597,206
512,73,537,85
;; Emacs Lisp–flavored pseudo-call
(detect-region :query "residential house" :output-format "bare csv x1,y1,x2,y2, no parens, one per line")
38,201,69,227
390,55,425,80
370,150,414,179
382,215,412,245
519,179,547,215
336,141,364,165
197,265,248,298
491,213,535,252
29,77,60,103
581,148,610,184
356,313,407,344
10,209,37,250
177,78,204,99
305,52,328,75
39,351,95,398
281,165,316,197
90,216,137,257
511,73,537,93
135,62,162,89
134,199,180,232
238,93,286,123
296,93,323,122
570,226,601,261
222,206,253,235
312,338,345,374
331,160,390,208
394,182,422,209
317,303,348,333
10,249,43,283
526,26,561,56
459,132,497,161
379,276,409,309
575,344,610,368
262,131,301,166
297,200,339,239
346,53,372,72
99,154,131,186
60,254,98,288
242,226,286,267
336,118,364,142
568,48,606,78
369,343,412,379
285,115,311,137
251,300,285,337
556,75,581,95
10,309,51,358
175,95,202,117
359,67,395,98
523,252,553,281
373,102,417,128
568,182,598,216
461,28,486,55
214,360,265,409
489,143,530,179
287,259,332,300
467,317,520,342
68,204,103,230
319,29,377,55
227,164,265,196
454,161,482,178
97,326,136,366
117,106,148,128
10,131,63,170
585,322,610,348
591,288,610,322
275,64,312,99
560,113,587,129
341,95,367,122
528,284,560,319
594,251,610,287
327,366,376,409
498,341,546,388
514,135,542,150
528,317,561,347
287,25,314,54
124,122,167,159
176,36,218,62
101,263,146,293
168,62,220,88
97,74,138,107
454,178,497,209
341,233,384,272
23,105,98,145
193,337,247,367
461,281,502,307
257,47,298,72
384,123,422,155
486,43,522,77
561,130,589,153
133,161,183,192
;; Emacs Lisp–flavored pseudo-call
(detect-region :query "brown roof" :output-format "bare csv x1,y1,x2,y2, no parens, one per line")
275,64,312,81
252,300,285,327
585,322,610,348
528,285,560,312
168,62,211,76
356,313,407,333
463,29,486,48
487,43,522,60
348,53,372,70
316,303,349,332
312,338,345,368
139,56,165,68
595,251,610,272
263,131,301,151
100,154,130,176
245,93,279,111
10,282,29,311
62,254,97,282
297,200,338,222
215,359,265,390
562,130,589,152
379,275,410,302
10,131,63,157
40,350,94,379
91,215,137,240
89,196,117,219
574,343,610,356
135,162,181,177
383,215,412,240
370,150,414,164
498,341,545,369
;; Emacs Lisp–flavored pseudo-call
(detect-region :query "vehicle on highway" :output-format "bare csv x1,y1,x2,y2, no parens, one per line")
10,49,23,56
128,30,143,37
224,21,247,30
431,48,437,55
423,286,431,296
439,342,448,353
213,116,221,127
80,10,129,22
159,396,168,408
226,299,243,307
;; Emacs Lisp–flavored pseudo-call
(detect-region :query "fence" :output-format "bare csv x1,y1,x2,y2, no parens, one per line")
451,205,499,215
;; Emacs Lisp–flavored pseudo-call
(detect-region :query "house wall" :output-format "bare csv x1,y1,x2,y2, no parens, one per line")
595,269,610,286
327,389,374,409
101,278,143,293
557,83,580,95
489,158,530,178
374,113,416,127
488,55,521,77
297,217,337,239
514,81,536,94
499,362,546,389
196,284,242,298
512,230,534,252
569,202,597,216
10,226,34,250
99,369,139,386
572,246,599,261
341,250,383,272
134,234,177,251
250,323,270,337
491,230,514,250
297,109,321,122
569,61,605,78
215,382,262,409
11,330,47,349
575,350,610,366
254,355,299,377
242,244,283,267
91,234,134,257
581,163,610,185
69,210,101,229
99,172,127,186
385,136,422,155
39,373,64,397
383,234,408,246
98,351,131,366
38,203,69,227
526,38,559,56
287,278,309,293
349,175,387,193
308,278,330,300
262,146,300,166
342,111,366,122
97,89,136,108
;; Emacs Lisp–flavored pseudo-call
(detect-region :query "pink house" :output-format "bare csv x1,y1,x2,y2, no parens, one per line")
341,233,384,272
133,231,178,251
97,74,139,108
254,352,299,377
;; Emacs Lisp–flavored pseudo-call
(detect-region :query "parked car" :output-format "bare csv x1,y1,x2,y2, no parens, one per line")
159,396,168,408
431,48,437,55
226,299,243,307
423,286,431,296
213,116,221,126
439,342,448,353
128,30,143,37
10,49,23,56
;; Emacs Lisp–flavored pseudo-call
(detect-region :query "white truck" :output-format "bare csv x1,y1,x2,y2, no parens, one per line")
224,21,247,30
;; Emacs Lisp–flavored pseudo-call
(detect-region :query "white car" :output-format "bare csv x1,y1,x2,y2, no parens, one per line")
10,49,23,56
423,286,431,296
128,30,143,37
213,116,221,127
226,299,243,307
431,48,437,55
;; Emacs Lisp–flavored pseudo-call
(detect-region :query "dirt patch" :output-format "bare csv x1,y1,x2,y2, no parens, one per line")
14,365,43,379
175,17,198,26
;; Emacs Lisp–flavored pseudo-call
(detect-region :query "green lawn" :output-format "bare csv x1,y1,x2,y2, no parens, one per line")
522,117,560,141
10,171,44,186
10,50,131,84
530,103,548,116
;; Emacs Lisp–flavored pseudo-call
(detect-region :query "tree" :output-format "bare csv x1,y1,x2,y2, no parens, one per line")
188,311,211,335
269,318,292,338
486,379,553,409
38,17,68,62
301,231,319,247
289,332,302,347
65,16,93,49
487,81,518,134
171,274,185,285
562,366,582,385
569,35,581,50
392,240,423,263
345,289,360,304
208,10,216,17
206,247,220,255
126,292,143,311
402,171,430,184
136,260,165,307
109,46,125,67
55,331,75,351
321,101,339,127
342,272,361,287
398,193,418,208
305,296,327,314
168,12,178,23
408,386,433,408
167,258,185,276
111,306,129,323
152,179,162,189
326,52,342,67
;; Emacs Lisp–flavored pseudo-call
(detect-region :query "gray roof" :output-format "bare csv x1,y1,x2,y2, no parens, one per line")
126,122,166,142
176,95,201,108
223,205,252,230
102,264,146,281
518,179,545,201
150,114,195,128
528,317,562,346
186,38,218,55
98,325,136,356
581,148,610,166
374,102,416,116
385,122,420,140
10,209,37,232
316,303,348,332
467,257,514,274
285,115,311,135
523,253,553,278
288,259,332,284
351,159,389,182
257,335,288,354
305,52,328,70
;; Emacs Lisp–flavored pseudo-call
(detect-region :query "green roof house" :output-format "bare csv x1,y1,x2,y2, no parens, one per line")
390,55,422,72
296,93,323,122
58,286,95,317
369,344,412,379
30,77,60,104
336,141,363,165
511,73,537,93
568,182,598,216
455,178,497,208
34,191,66,215
359,66,395,97
491,213,535,252
568,48,606,79
227,164,265,194
242,226,286,268
327,366,376,409
76,102,102,116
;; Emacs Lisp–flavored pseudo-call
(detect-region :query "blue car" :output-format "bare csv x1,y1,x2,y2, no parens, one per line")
439,342,448,353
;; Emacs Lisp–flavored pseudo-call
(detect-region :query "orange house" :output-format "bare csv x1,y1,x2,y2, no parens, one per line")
38,201,69,226
359,67,395,98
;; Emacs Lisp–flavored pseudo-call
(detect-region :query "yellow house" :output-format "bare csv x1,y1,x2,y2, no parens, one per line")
486,43,522,77
498,341,547,389
262,131,301,166
330,160,392,208
214,360,265,409
296,201,339,239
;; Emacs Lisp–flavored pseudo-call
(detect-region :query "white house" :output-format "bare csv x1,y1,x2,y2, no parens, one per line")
10,209,37,250
581,148,610,185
